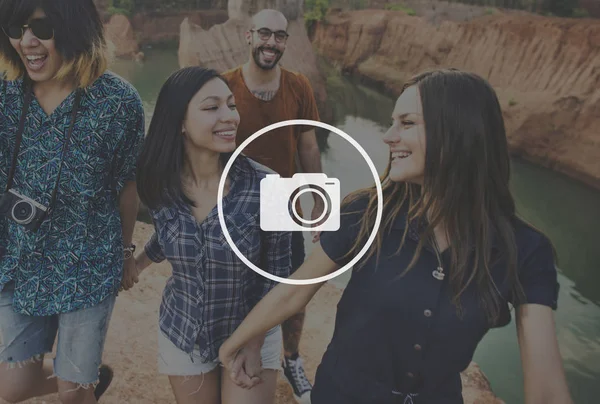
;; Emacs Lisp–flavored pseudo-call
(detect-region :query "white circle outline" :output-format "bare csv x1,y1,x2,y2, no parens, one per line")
217,119,383,285
291,188,328,225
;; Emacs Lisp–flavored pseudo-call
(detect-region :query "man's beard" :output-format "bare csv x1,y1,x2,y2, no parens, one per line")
252,46,283,70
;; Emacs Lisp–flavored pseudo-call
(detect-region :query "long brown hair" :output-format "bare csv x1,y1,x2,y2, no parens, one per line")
341,68,533,325
136,67,233,211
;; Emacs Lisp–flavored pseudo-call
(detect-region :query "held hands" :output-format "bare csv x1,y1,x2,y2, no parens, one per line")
219,339,264,389
120,251,153,292
120,256,142,291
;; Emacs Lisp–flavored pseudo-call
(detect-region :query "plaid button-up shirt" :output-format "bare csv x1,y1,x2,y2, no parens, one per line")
144,156,292,362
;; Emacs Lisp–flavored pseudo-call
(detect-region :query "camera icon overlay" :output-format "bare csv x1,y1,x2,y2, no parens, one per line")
260,173,340,232
218,118,382,285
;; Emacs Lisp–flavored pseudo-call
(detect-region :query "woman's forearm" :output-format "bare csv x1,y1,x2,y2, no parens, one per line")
524,377,573,404
225,280,323,354
518,305,573,404
222,243,338,358
525,390,573,404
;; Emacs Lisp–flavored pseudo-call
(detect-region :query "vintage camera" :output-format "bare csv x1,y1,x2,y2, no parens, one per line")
0,189,48,232
260,173,340,232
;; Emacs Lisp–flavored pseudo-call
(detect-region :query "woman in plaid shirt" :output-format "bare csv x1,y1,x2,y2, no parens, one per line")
128,67,292,404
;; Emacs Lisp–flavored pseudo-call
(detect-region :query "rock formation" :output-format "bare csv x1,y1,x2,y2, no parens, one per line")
104,14,141,59
131,10,229,46
311,9,600,190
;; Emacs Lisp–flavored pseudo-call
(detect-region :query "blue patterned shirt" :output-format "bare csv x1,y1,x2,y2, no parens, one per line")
145,155,292,362
0,72,145,316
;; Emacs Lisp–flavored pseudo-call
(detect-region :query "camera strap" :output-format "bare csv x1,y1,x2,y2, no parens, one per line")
47,89,82,214
5,77,83,213
5,79,33,192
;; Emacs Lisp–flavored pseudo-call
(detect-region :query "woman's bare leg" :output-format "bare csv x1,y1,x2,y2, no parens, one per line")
221,367,278,404
168,367,221,404
0,357,57,402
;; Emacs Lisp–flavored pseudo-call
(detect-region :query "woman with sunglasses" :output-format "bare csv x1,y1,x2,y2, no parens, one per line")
218,68,574,403
0,1,145,403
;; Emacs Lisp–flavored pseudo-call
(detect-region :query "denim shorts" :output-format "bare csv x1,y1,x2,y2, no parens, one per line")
158,325,283,376
0,281,116,386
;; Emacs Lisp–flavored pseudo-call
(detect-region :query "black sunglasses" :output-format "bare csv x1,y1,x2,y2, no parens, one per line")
251,28,289,43
3,18,54,41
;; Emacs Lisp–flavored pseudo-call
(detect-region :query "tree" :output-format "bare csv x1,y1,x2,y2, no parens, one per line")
544,0,580,16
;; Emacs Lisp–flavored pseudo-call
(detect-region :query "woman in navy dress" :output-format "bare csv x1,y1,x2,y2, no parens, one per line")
218,68,573,403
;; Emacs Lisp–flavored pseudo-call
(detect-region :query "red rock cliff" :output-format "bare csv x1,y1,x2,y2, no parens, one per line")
131,10,229,46
104,14,140,58
312,9,600,190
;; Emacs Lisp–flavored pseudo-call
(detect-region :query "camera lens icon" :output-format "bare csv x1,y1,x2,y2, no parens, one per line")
12,200,35,224
260,173,340,232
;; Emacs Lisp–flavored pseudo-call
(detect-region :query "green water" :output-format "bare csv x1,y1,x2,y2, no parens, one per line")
110,47,600,404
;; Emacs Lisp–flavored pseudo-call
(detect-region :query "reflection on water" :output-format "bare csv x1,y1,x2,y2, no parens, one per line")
501,160,600,404
511,160,600,306
110,48,181,129
110,48,600,404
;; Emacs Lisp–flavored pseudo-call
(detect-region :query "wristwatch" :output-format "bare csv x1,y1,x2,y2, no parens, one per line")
123,244,136,260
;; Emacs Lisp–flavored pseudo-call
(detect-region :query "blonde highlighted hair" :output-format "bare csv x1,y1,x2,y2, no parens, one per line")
0,0,111,88
1,39,109,88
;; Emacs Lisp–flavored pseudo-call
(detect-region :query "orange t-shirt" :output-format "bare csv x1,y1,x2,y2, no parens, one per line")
221,66,321,179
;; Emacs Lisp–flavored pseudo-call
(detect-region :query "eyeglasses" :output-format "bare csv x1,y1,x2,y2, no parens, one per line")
3,18,54,41
251,28,289,43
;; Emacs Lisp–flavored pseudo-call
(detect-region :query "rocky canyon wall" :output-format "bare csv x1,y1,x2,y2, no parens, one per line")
132,10,229,46
312,9,600,190
104,14,141,59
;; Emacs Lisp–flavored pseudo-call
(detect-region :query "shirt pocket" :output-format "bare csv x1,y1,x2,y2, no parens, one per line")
218,213,261,262
163,220,180,247
155,214,192,263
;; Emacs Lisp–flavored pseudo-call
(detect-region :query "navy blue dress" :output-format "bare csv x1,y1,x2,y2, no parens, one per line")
314,195,559,403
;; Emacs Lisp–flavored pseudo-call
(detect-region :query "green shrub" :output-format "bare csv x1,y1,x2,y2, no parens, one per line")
348,0,368,10
107,6,131,17
543,0,580,17
304,0,330,30
107,0,134,17
384,3,416,16
572,8,590,18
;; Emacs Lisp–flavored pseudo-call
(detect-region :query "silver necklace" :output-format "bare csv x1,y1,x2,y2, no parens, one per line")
431,234,445,281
